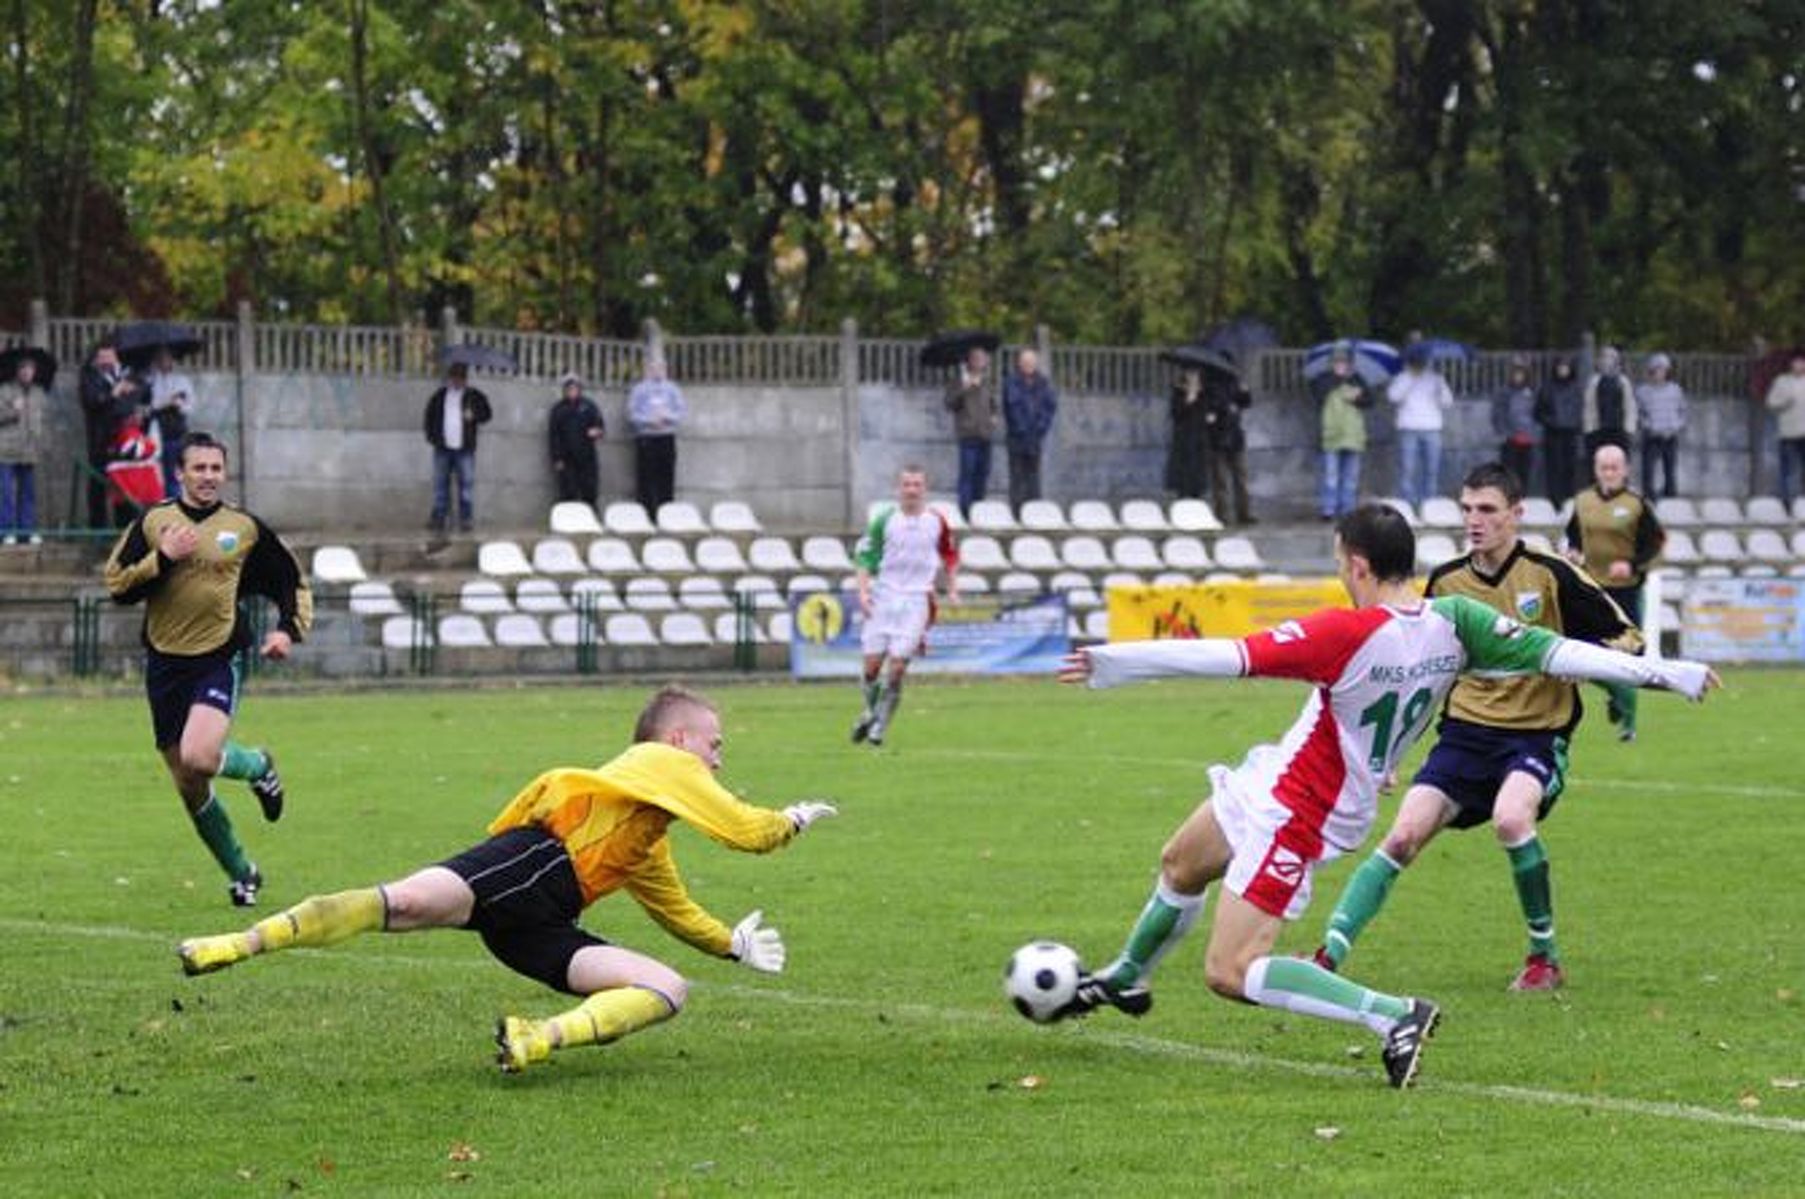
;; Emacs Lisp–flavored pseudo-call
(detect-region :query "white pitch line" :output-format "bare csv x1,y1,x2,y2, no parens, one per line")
6,916,1802,1137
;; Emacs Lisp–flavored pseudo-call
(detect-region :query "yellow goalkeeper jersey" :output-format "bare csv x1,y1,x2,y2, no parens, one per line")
487,742,797,956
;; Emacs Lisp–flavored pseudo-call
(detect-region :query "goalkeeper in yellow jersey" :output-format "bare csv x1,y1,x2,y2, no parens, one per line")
176,686,837,1073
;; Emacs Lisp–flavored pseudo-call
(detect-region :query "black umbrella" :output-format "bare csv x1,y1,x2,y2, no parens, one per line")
1159,344,1240,378
439,341,519,373
919,329,1001,369
115,320,204,368
1199,316,1279,363
0,346,57,391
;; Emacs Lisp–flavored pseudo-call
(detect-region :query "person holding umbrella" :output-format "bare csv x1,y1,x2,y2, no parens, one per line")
146,347,196,498
0,348,50,544
1310,342,1376,520
423,360,493,535
80,341,146,527
1166,366,1211,501
945,345,998,519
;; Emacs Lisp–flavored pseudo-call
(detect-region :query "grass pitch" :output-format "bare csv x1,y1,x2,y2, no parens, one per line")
1,670,1801,1196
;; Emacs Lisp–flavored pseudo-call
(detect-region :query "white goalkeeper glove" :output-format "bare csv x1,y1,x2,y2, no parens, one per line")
783,800,838,832
730,909,786,973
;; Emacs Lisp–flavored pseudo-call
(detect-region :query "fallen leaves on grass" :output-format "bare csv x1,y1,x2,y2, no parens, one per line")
447,1142,481,1163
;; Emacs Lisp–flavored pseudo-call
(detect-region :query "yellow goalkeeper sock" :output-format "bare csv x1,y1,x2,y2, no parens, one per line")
251,888,386,953
545,986,675,1051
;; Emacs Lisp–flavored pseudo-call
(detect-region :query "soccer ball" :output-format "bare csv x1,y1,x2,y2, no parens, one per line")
1004,940,1082,1023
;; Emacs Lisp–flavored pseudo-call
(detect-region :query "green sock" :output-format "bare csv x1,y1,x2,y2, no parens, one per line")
1322,851,1402,968
861,679,880,713
1244,955,1411,1034
218,741,270,781
191,793,252,881
1506,834,1557,960
1611,683,1638,733
1101,878,1204,988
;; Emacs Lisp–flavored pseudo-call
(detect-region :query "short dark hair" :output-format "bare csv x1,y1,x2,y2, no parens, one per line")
1336,503,1416,582
178,431,228,468
633,685,716,744
1461,461,1522,505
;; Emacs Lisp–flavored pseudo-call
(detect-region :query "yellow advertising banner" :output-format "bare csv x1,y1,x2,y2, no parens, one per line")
1105,578,1358,641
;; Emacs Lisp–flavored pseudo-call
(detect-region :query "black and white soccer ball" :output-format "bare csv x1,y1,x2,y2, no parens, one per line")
1004,940,1082,1023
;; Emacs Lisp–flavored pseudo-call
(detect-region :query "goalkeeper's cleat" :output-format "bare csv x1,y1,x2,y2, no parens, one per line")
228,865,262,908
1381,998,1441,1089
249,754,284,822
850,712,875,744
1507,953,1566,992
178,932,252,976
495,1016,553,1074
1052,974,1153,1022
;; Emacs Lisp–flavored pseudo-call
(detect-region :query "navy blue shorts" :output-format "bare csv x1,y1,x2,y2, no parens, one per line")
145,650,240,749
1413,718,1570,830
438,825,608,995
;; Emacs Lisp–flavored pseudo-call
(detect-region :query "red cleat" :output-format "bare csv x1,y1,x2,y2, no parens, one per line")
1508,953,1565,992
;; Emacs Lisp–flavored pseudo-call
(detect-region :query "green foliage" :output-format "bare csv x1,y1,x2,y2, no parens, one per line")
1,673,1802,1193
1,1,1800,346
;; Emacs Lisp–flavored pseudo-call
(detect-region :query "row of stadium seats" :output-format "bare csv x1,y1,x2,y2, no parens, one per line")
549,499,763,537
382,610,792,650
902,497,1229,533
1386,494,1805,531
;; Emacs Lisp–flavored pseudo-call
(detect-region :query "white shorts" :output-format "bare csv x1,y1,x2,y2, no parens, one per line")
860,592,932,659
1208,764,1350,922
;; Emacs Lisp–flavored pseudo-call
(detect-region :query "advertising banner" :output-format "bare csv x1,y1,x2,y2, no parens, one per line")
1105,578,1352,641
1679,577,1805,662
789,591,1070,679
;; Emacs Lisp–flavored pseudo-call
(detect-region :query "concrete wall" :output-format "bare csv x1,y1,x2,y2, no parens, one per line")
17,368,1770,533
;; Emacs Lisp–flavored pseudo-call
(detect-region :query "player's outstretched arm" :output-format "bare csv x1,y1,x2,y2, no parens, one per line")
1059,640,1246,689
1543,639,1720,701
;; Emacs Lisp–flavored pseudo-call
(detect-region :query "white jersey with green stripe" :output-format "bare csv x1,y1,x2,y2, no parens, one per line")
854,504,959,598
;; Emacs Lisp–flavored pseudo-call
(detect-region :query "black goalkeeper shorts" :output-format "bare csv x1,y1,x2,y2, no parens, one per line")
439,826,610,995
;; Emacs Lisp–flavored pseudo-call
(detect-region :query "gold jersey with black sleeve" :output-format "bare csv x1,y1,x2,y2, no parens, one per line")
1565,485,1665,588
1425,542,1641,733
103,499,313,658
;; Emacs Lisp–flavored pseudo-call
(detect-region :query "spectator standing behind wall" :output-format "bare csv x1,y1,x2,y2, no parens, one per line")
548,373,605,507
1635,353,1685,499
1534,356,1584,506
0,355,46,543
1583,345,1635,457
80,341,144,528
1165,368,1210,501
1202,367,1254,525
945,347,998,520
1312,344,1373,521
1492,356,1539,494
1001,348,1057,513
422,362,492,535
1386,343,1454,509
1765,350,1805,507
146,348,195,499
629,358,686,515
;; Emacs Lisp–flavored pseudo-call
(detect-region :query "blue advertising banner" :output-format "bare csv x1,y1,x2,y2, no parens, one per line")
1679,577,1805,663
788,591,1070,679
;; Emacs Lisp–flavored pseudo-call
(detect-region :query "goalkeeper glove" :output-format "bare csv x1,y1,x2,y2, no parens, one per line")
730,909,786,973
783,800,838,832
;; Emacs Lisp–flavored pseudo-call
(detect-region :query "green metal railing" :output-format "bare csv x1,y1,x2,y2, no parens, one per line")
70,595,102,677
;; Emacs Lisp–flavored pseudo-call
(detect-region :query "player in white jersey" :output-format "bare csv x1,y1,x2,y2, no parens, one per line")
1053,503,1716,1087
850,465,960,747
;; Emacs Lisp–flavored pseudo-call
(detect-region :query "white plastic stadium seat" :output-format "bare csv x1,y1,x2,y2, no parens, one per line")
569,577,623,612
733,575,786,609
603,501,656,536
548,501,603,535
548,612,593,647
1068,500,1119,532
624,578,678,611
1792,530,1805,559
959,535,1009,572
709,500,763,533
802,536,855,573
1060,535,1111,572
1693,564,1733,579
995,571,1041,596
786,573,832,598
437,614,491,647
1698,498,1743,526
603,613,658,646
1654,497,1700,527
640,537,696,574
1744,496,1788,526
1746,529,1790,564
969,499,1019,531
586,538,640,575
1152,571,1193,587
1214,536,1265,571
659,613,713,646
1661,529,1701,565
515,579,570,614
1018,500,1067,531
655,501,709,535
312,545,367,584
493,614,549,647
1255,572,1294,584
678,576,731,610
1698,530,1745,564
1418,497,1463,529
1377,497,1418,526
477,540,534,578
381,615,430,649
348,581,404,616
714,611,768,643
1082,609,1111,640
1162,536,1212,571
1794,497,1805,523
956,572,991,594
1416,533,1460,571
932,501,966,530
1111,535,1164,572
1050,569,1098,603
748,536,803,573
695,536,749,574
1167,498,1223,533
1518,498,1560,528
1100,571,1143,591
459,580,512,614
1521,532,1554,555
1741,564,1779,579
531,538,586,575
1119,499,1169,532
1009,535,1062,572
766,611,794,642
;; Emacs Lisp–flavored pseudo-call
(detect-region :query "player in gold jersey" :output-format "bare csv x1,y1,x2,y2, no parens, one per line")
175,687,837,1074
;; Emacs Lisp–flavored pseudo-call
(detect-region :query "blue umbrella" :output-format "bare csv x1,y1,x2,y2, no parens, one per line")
439,341,519,373
1304,339,1401,388
1407,336,1475,364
